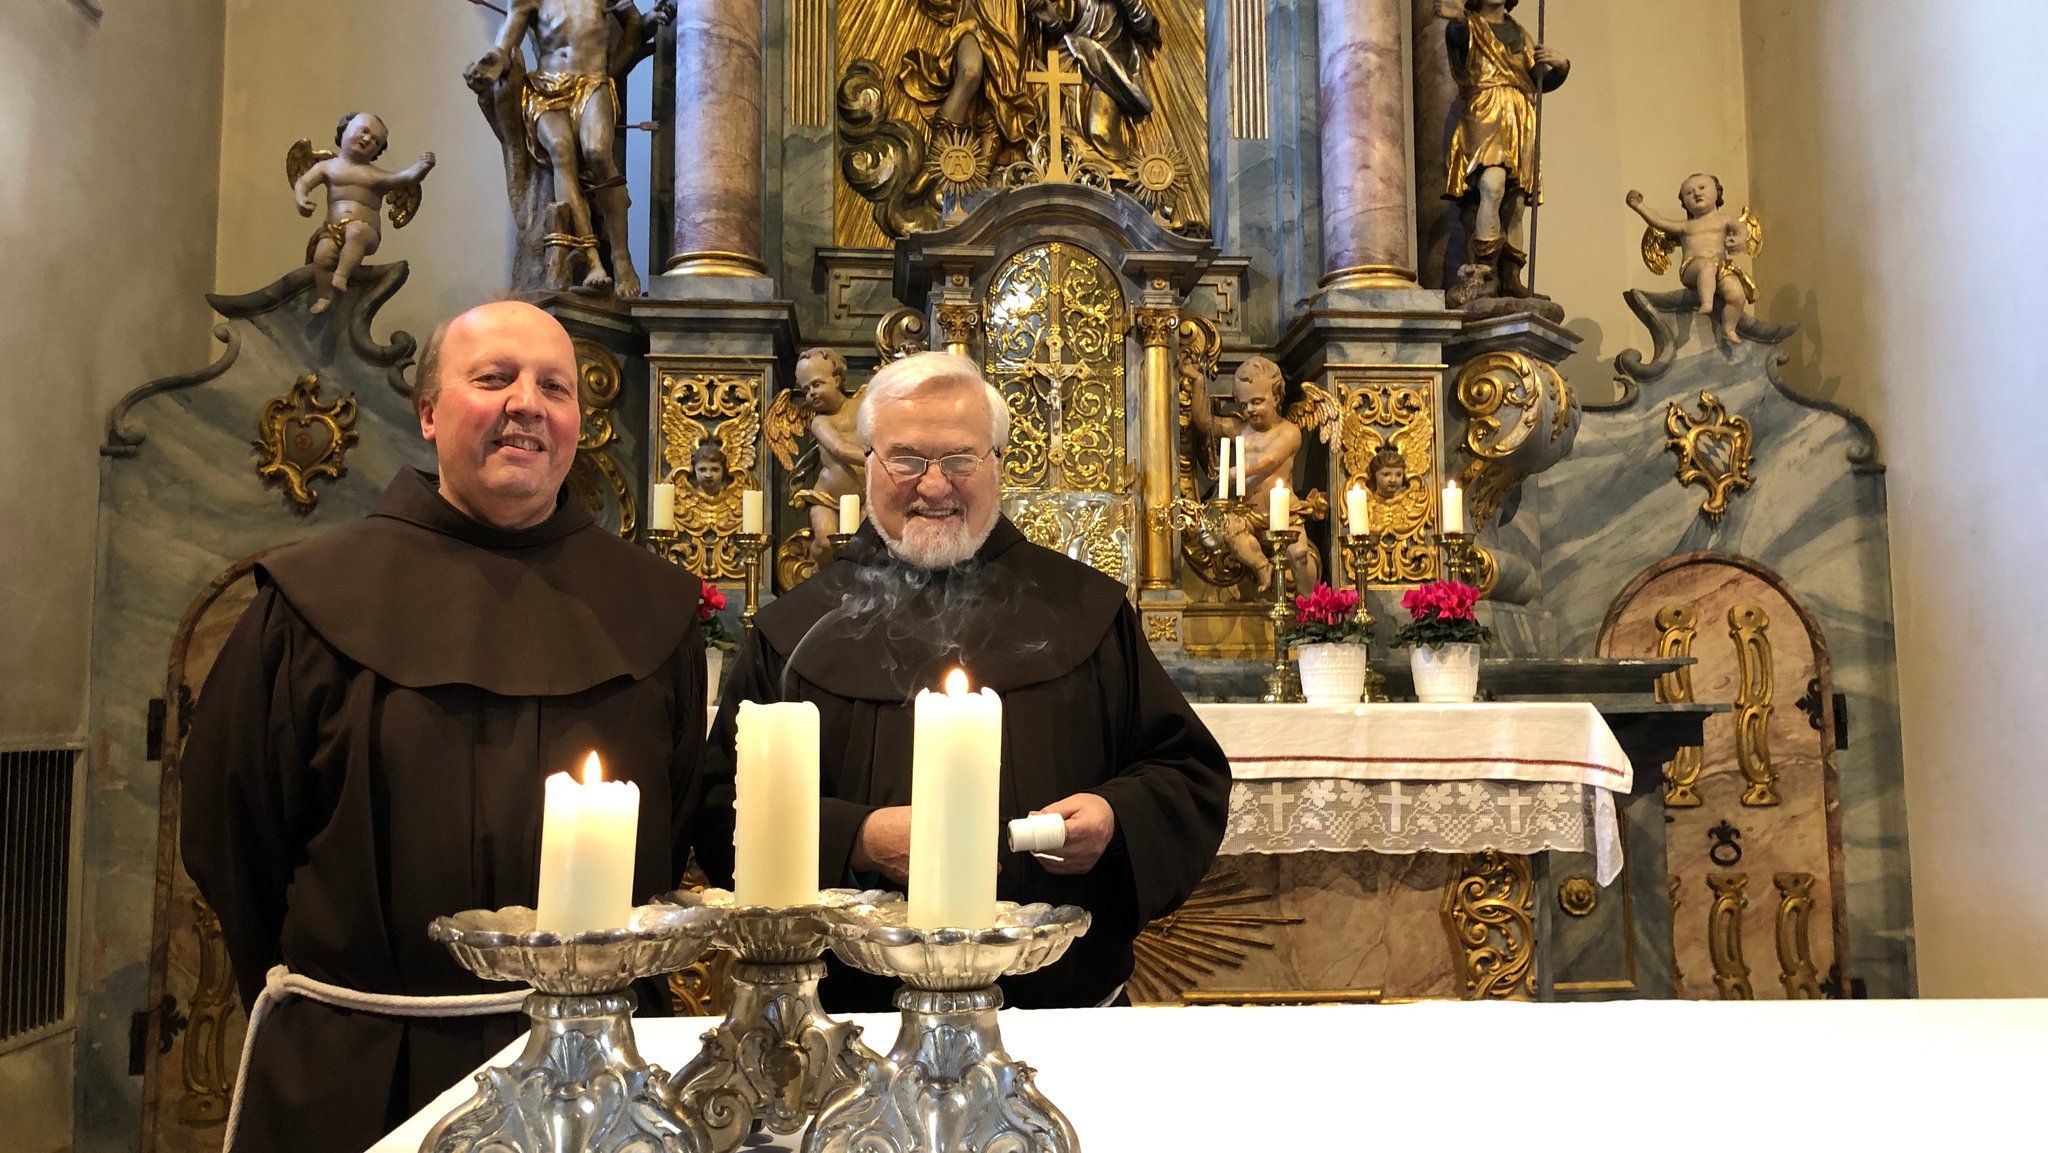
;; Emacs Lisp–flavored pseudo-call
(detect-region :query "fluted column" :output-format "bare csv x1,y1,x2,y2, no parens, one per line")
667,0,767,277
1318,0,1420,292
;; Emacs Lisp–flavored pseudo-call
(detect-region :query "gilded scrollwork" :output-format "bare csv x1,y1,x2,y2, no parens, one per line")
1655,604,1705,808
1143,613,1180,643
1008,495,1130,584
933,300,983,351
1128,864,1302,1004
178,898,238,1121
655,367,766,580
1706,873,1754,999
1728,604,1779,806
566,338,634,537
776,529,819,593
1170,316,1252,589
1451,350,1573,528
667,951,735,1018
1442,850,1536,1000
252,373,359,514
1773,872,1823,999
1664,389,1755,523
1338,375,1439,586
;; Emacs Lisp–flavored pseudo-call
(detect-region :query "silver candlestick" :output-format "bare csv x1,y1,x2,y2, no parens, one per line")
806,894,1091,1153
666,889,884,1153
423,900,728,1153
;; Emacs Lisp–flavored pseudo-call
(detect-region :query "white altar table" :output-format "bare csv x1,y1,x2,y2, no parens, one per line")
1192,702,1634,883
370,998,2048,1152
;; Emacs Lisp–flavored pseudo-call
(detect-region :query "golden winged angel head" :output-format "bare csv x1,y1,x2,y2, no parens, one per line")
1368,443,1410,500
690,439,731,497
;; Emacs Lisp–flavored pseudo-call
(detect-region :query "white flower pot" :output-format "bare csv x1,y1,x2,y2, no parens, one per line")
1409,642,1481,703
1296,642,1371,705
706,647,726,703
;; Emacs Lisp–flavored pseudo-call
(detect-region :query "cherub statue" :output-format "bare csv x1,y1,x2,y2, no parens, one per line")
1434,0,1568,299
1186,355,1338,595
689,439,732,498
766,348,868,566
1367,443,1410,502
1628,173,1764,343
661,400,760,538
286,113,434,315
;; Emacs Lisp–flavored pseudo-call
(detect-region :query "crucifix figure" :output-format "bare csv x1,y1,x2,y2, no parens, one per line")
1022,329,1081,488
1024,49,1084,183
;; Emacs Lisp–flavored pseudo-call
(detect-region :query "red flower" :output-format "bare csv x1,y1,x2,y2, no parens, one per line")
1292,584,1361,628
1402,580,1479,622
698,580,727,621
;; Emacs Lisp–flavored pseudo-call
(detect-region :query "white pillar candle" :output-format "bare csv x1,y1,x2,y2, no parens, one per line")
1234,435,1249,497
535,752,640,935
1269,481,1290,531
733,701,821,907
1346,484,1370,537
909,668,1003,930
651,483,677,531
1442,480,1465,534
741,489,765,534
837,493,861,534
1216,437,1231,499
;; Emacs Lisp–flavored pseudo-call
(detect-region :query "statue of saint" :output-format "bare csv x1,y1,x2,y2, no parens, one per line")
466,0,669,297
766,348,869,567
286,113,434,315
1186,356,1331,595
1629,174,1764,343
1435,0,1568,298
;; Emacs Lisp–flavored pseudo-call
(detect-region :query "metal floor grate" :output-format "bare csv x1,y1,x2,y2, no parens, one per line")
1,748,78,1043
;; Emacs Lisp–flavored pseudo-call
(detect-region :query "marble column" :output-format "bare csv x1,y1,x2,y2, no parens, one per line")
1318,0,1420,292
667,0,767,277
1411,0,1461,290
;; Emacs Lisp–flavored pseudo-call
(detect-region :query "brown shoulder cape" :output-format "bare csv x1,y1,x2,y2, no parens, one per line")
258,468,698,695
756,516,1130,697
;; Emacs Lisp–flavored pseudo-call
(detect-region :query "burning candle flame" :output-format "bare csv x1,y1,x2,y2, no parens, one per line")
944,668,970,696
581,751,604,785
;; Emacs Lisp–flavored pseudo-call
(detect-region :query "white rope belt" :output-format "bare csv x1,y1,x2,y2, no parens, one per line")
222,963,529,1153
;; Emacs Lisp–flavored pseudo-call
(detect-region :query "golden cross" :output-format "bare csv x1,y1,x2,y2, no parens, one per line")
1023,49,1084,183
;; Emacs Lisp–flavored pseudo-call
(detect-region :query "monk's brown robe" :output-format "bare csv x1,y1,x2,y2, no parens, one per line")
182,468,708,1153
698,517,1230,1010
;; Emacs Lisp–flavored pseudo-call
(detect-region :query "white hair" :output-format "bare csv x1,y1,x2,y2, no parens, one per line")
855,352,1011,451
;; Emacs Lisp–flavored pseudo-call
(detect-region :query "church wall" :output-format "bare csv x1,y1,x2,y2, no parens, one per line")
0,4,225,1151
1742,0,2048,997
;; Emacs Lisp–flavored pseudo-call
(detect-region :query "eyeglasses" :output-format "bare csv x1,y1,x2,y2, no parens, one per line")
868,448,999,481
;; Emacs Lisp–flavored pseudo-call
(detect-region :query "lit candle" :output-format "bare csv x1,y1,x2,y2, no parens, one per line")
837,493,861,535
1443,480,1465,534
1234,435,1249,497
733,701,821,907
1269,481,1290,531
1216,437,1231,499
909,668,1003,930
1346,484,1370,537
535,752,639,935
741,489,764,535
651,483,677,532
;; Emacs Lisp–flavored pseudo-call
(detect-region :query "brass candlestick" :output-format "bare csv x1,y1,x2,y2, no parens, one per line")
733,532,769,637
1260,527,1302,703
645,526,681,562
1436,530,1481,588
826,531,856,554
1340,532,1388,703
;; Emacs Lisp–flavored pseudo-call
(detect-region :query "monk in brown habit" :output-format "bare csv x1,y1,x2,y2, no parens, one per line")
701,352,1230,1010
181,301,707,1153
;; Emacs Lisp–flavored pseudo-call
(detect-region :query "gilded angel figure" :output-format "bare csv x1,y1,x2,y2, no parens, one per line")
285,113,432,315
765,348,869,566
1185,354,1336,595
1628,172,1764,343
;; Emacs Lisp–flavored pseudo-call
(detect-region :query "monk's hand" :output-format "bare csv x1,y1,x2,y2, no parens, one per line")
1034,793,1115,875
852,805,912,886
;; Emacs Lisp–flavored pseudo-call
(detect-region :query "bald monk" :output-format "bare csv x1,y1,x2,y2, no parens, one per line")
182,302,710,1153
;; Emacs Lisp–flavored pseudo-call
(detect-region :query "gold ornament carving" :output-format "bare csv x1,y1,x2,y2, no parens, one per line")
1452,350,1570,527
655,367,765,580
1171,316,1251,589
776,529,819,592
252,373,358,514
1664,390,1754,523
1728,604,1779,806
1128,864,1303,1004
1144,613,1180,643
1010,496,1131,585
1706,873,1754,999
1132,305,1178,348
987,242,1126,494
1655,604,1705,807
1338,376,1440,585
876,306,930,360
178,898,238,1121
1774,872,1824,999
667,950,735,1018
1558,876,1598,918
1442,851,1535,1000
933,300,983,350
567,338,635,537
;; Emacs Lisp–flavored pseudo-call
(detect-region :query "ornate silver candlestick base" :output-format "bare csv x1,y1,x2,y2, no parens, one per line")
423,901,727,1153
806,895,1091,1153
666,890,883,1153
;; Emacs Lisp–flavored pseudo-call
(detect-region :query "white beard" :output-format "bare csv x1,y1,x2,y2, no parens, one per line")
878,508,996,569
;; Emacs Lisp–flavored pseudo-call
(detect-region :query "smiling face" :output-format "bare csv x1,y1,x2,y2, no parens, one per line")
417,301,581,530
864,379,1001,569
341,113,388,163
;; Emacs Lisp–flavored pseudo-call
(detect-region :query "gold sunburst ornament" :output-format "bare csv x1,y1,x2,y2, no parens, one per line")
924,126,992,199
1126,135,1191,224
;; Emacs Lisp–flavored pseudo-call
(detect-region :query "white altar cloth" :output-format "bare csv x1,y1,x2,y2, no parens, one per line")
369,998,2048,1153
1192,702,1634,883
